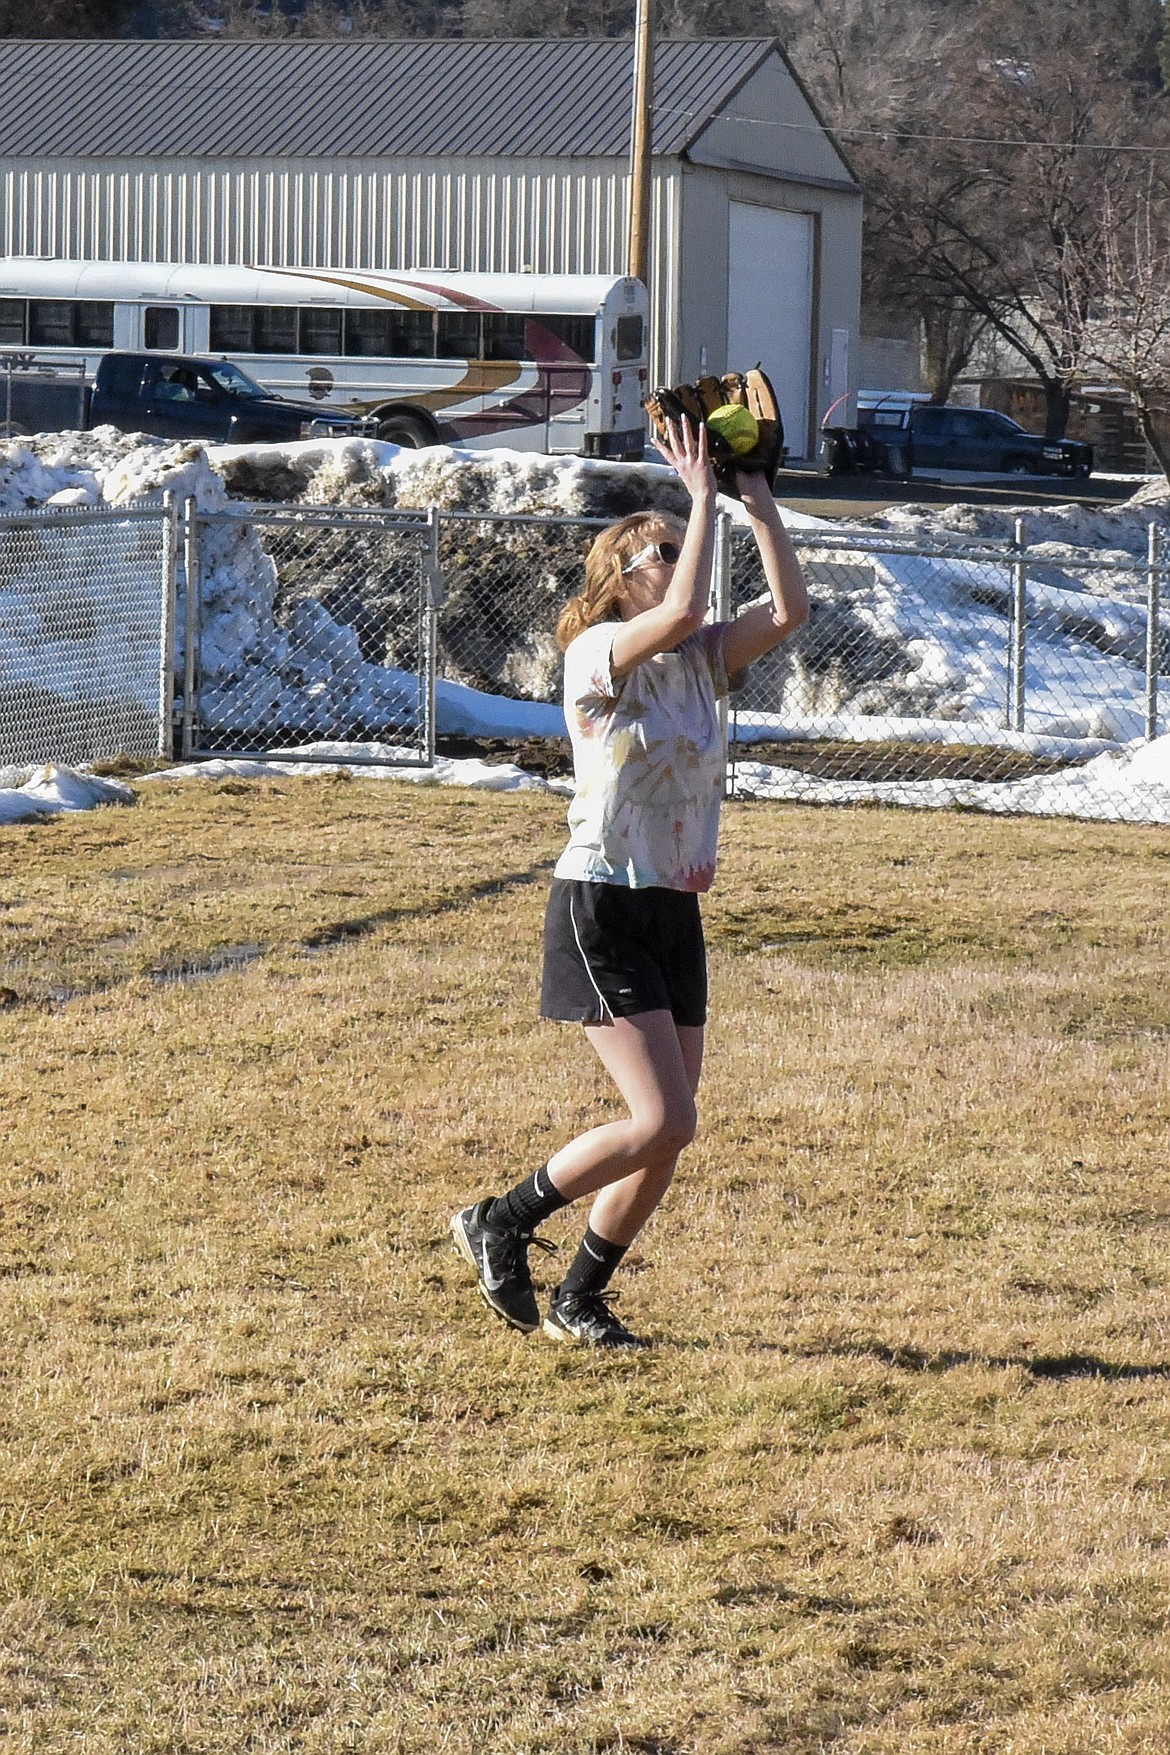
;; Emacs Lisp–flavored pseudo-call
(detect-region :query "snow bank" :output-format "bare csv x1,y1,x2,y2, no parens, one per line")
733,732,1170,825
0,763,136,825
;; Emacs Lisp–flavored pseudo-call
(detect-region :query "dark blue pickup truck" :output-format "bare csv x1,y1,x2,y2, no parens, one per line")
2,349,368,444
822,398,1093,480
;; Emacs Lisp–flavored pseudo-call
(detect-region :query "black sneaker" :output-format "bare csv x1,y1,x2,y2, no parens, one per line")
449,1199,553,1334
543,1286,649,1350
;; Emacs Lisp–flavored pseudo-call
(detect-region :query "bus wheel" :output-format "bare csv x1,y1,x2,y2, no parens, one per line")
378,412,437,448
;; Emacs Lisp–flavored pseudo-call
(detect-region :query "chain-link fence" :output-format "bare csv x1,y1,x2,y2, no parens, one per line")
722,520,1167,820
182,505,442,764
435,510,603,704
0,500,175,767
2,494,1168,825
181,503,1167,820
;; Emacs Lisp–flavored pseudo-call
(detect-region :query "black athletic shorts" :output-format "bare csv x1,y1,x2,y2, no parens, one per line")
540,877,707,1027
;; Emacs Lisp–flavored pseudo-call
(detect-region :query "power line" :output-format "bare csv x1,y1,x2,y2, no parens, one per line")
653,101,1170,157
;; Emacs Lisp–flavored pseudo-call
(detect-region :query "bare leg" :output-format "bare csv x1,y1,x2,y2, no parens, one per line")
546,1014,705,1248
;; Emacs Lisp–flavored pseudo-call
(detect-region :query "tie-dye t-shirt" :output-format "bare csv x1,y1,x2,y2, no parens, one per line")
553,620,730,893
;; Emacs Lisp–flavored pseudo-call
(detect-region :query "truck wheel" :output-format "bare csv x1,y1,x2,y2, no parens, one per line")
1074,459,1092,479
377,411,438,448
1006,456,1036,475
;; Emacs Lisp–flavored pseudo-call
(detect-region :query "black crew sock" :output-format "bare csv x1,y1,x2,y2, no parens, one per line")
557,1226,628,1298
485,1165,568,1234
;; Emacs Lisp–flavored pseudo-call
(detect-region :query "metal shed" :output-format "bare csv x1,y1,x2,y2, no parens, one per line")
0,36,861,458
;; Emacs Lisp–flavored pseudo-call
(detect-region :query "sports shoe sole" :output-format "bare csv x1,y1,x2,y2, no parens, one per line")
541,1311,648,1350
449,1210,539,1334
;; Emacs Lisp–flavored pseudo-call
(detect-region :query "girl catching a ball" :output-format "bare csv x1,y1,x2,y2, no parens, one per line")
451,415,809,1348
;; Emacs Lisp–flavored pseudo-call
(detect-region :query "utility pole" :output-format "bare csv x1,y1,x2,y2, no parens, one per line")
628,0,655,285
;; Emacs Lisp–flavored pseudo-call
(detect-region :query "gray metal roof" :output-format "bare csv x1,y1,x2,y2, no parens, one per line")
0,36,778,159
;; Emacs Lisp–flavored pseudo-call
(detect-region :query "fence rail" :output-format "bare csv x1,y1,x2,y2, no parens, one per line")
2,495,1168,824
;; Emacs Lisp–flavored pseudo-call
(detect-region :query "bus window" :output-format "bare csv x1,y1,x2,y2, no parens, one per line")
29,301,74,346
344,308,395,357
0,299,24,345
483,313,528,361
345,308,435,358
436,312,480,360
537,314,595,363
76,302,114,347
210,306,253,351
299,307,343,355
388,310,435,357
25,299,115,348
254,306,298,354
145,306,180,350
615,315,644,362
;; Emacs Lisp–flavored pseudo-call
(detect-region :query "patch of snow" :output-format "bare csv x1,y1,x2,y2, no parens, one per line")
0,763,136,825
733,731,1170,826
139,747,566,794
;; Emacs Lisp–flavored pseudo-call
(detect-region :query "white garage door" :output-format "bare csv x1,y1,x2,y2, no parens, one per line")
727,202,815,460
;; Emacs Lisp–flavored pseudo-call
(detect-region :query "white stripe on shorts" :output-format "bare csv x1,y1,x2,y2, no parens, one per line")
568,892,614,1022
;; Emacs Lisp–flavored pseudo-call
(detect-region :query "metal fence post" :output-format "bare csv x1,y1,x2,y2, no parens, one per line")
158,491,179,759
713,508,733,793
1146,521,1162,743
1008,515,1027,732
181,496,199,760
424,506,445,765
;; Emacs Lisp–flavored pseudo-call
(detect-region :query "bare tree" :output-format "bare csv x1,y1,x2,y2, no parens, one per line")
1070,173,1170,479
460,0,632,34
823,0,1166,433
0,0,138,28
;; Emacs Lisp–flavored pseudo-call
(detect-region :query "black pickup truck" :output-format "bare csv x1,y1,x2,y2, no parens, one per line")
821,400,1093,480
1,350,368,444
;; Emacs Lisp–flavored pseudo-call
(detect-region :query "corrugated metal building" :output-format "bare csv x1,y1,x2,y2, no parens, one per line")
0,36,861,457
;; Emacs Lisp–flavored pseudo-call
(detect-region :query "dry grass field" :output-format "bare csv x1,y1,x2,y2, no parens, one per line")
1,775,1169,1754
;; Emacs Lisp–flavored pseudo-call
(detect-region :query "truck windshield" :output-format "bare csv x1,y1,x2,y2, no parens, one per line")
206,360,266,398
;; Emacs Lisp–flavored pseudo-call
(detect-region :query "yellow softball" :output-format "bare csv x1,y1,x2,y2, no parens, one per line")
706,402,760,455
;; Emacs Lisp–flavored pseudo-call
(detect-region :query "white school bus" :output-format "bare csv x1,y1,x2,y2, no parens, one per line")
0,258,651,457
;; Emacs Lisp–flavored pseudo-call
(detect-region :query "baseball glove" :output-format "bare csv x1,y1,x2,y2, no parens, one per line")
645,367,785,499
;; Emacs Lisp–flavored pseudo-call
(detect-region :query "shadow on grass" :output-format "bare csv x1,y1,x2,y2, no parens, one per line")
298,859,555,949
25,859,557,1007
836,1342,1170,1381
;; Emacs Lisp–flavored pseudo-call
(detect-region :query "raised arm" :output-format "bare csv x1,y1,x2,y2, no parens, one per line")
609,419,718,680
720,472,809,677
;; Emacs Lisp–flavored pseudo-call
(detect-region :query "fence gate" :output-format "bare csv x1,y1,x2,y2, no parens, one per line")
184,505,441,765
0,500,176,768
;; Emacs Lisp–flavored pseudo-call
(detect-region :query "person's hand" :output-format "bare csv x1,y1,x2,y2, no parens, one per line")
652,416,716,501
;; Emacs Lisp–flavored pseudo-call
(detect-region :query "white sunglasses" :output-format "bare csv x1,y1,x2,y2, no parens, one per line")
621,538,681,574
